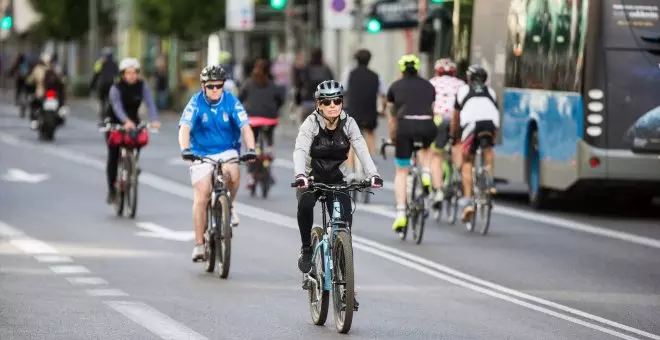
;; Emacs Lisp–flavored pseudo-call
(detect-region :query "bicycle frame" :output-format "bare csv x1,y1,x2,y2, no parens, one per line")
313,195,348,291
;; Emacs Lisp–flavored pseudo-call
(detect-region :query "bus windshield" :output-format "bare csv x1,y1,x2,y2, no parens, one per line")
603,0,660,153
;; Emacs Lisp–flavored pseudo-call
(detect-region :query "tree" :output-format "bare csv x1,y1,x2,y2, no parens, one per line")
136,0,226,40
28,0,114,41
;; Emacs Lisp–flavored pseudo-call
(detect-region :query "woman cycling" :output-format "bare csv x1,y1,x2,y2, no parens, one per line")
239,59,283,190
292,80,383,273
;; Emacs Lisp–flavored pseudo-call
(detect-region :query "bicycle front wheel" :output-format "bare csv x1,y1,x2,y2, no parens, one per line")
332,230,355,334
114,155,126,217
127,152,139,219
215,193,232,279
308,226,329,325
204,201,216,273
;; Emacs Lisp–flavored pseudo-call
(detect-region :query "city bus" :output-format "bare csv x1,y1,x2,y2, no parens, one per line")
466,0,660,208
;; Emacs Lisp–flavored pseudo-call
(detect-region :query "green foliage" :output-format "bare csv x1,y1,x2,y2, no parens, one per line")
135,0,226,40
28,0,114,41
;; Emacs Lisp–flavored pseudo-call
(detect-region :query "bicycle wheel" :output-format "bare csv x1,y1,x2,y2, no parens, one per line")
127,151,139,219
204,199,216,273
260,166,272,199
308,226,329,325
479,196,493,235
216,193,232,279
410,175,426,245
332,230,355,334
114,154,126,217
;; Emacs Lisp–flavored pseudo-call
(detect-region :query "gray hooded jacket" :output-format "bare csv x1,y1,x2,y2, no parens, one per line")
293,110,379,179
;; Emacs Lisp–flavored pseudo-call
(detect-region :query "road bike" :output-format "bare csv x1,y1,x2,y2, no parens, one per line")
436,142,463,225
380,139,429,244
99,120,158,219
192,154,251,279
464,135,494,235
292,179,373,334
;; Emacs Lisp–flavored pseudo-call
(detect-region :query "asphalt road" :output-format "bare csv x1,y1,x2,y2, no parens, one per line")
0,99,659,340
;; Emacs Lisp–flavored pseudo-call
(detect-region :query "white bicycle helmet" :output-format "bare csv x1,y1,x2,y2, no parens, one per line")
119,57,141,72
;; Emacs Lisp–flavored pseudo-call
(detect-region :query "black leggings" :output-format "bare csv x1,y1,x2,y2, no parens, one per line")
297,188,353,248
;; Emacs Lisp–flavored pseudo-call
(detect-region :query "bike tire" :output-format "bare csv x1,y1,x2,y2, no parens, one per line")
216,194,232,279
114,156,126,217
308,226,329,325
480,197,493,235
204,201,216,273
260,171,271,199
332,230,355,334
127,152,139,219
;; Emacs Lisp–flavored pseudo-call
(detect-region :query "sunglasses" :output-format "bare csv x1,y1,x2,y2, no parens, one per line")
205,83,224,90
319,98,343,106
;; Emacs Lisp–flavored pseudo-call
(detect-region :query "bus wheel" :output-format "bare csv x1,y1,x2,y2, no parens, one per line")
527,130,549,209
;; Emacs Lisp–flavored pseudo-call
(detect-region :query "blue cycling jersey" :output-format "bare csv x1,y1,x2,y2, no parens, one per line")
178,90,249,156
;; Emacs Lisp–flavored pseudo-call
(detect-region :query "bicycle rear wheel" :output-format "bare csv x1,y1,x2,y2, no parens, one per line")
410,175,426,244
216,193,232,279
308,226,329,325
332,230,355,334
204,200,216,273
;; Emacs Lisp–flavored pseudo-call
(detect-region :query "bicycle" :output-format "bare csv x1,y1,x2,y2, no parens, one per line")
464,135,494,235
99,120,158,219
249,125,274,199
380,138,429,244
291,178,373,334
436,142,463,225
191,153,252,279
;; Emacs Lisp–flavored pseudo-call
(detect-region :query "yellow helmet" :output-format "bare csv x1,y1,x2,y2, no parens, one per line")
398,54,421,72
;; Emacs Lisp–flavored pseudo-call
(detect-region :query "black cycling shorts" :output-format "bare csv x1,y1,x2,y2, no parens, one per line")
253,125,276,147
433,119,451,150
461,120,497,156
395,118,436,161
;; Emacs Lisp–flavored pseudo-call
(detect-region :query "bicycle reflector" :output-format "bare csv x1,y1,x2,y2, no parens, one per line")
45,90,57,99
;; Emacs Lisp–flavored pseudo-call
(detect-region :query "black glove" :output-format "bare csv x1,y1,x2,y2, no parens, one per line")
241,148,257,161
370,175,383,188
294,174,310,189
181,148,194,161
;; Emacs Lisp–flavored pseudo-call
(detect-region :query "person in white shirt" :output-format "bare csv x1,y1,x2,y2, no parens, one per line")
450,65,499,222
428,58,465,207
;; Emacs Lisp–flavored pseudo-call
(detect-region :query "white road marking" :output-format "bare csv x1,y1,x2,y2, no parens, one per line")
66,277,109,285
104,301,209,340
11,239,59,254
85,288,129,297
2,132,659,339
136,222,195,241
0,220,25,237
34,255,74,263
49,265,91,274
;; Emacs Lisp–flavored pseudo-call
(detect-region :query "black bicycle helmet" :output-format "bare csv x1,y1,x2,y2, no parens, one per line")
466,64,488,84
314,80,344,99
200,64,227,83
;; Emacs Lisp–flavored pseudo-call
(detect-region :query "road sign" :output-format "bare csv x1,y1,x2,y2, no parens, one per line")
323,0,353,29
366,0,451,30
226,0,255,31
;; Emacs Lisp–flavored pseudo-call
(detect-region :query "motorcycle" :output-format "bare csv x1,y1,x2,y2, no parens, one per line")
36,89,66,141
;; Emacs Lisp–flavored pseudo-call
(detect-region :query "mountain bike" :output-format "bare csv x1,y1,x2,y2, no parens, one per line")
192,153,252,279
292,179,373,334
380,139,429,244
99,120,158,219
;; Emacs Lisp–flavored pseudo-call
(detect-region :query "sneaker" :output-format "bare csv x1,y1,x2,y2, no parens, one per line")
191,244,205,262
391,215,407,233
231,209,240,227
432,189,445,209
29,120,38,130
298,246,313,273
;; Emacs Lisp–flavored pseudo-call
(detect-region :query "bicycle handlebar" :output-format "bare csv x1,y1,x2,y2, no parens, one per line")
98,122,159,133
380,138,395,160
289,177,372,191
188,154,253,165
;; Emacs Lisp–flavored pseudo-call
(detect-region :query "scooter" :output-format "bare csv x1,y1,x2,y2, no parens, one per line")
36,89,66,141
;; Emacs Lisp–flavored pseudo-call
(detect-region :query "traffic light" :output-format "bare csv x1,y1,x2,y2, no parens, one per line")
366,18,381,33
431,0,446,2
1,15,11,30
270,0,286,10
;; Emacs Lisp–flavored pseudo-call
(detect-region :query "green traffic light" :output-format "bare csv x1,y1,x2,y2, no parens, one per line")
270,0,286,10
431,0,445,2
366,19,381,33
1,16,12,30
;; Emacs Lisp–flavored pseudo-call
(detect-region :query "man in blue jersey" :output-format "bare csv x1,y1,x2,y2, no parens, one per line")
178,64,257,262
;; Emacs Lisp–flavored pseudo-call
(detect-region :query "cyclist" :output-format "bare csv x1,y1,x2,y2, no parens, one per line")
178,64,257,262
386,55,437,234
104,57,161,204
238,59,283,190
342,49,387,181
429,58,465,208
293,80,383,274
90,47,119,121
450,65,499,222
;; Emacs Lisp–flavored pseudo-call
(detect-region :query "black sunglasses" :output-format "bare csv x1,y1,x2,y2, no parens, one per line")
205,83,224,90
320,98,343,106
